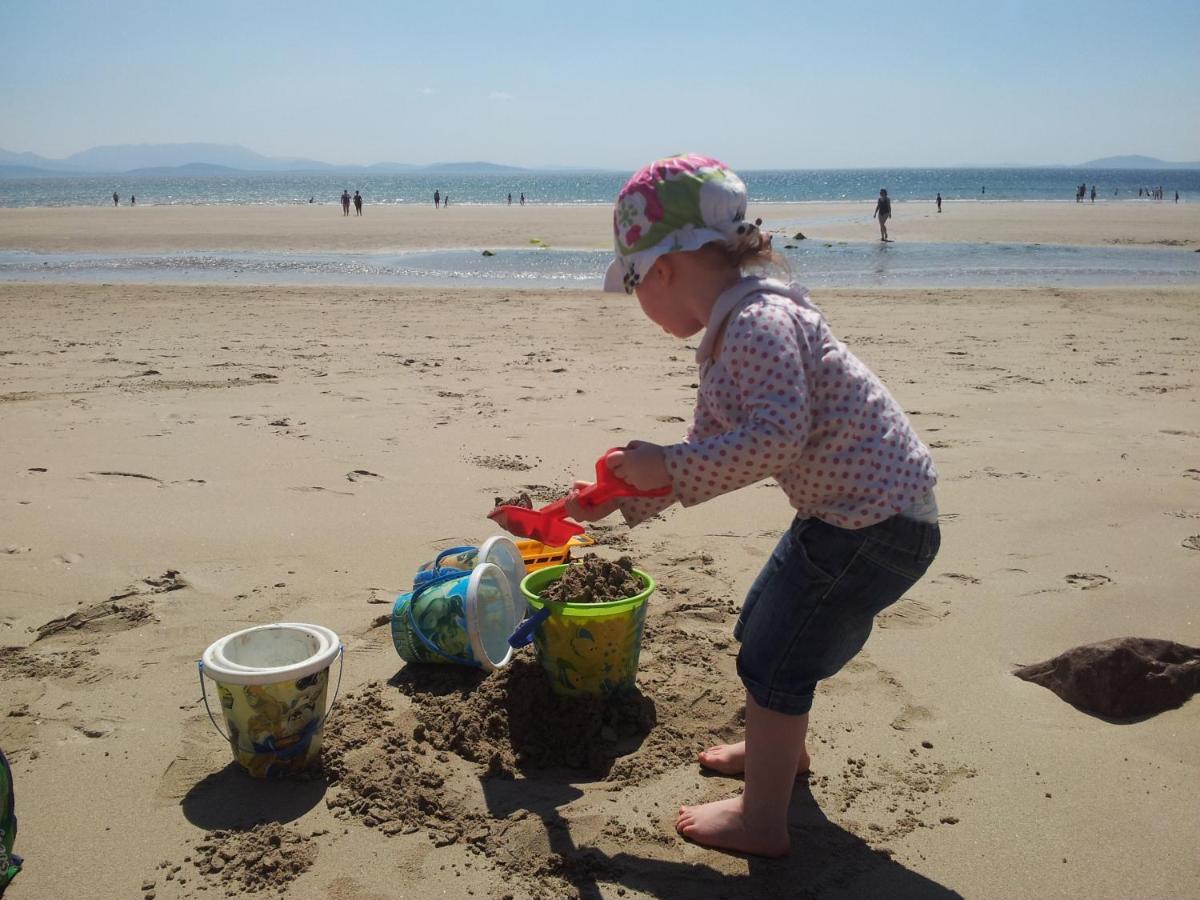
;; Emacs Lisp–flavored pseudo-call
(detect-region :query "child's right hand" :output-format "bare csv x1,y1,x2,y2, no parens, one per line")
564,480,619,522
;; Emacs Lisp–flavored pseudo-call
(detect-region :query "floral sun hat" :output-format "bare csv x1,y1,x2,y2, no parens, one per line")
604,154,761,293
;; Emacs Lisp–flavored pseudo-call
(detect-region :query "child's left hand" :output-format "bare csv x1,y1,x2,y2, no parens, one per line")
608,441,671,492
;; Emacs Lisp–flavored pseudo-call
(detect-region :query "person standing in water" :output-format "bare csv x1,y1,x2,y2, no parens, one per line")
873,189,892,241
112,191,119,207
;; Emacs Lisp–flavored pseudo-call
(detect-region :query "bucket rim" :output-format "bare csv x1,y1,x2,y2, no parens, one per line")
466,561,515,671
201,622,341,685
520,564,655,616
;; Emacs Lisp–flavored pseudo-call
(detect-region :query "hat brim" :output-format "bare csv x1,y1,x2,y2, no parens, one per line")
602,259,627,293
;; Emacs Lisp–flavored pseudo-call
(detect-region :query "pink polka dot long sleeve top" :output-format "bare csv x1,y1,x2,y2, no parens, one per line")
620,278,937,530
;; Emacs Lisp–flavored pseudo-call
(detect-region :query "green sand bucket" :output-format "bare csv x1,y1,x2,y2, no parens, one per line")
517,564,655,698
199,623,344,779
392,561,522,671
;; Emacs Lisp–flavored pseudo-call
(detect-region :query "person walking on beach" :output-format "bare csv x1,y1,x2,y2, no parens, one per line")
508,192,512,205
1175,191,1179,203
520,192,525,206
434,189,440,209
341,189,351,216
873,188,892,241
573,154,939,857
443,193,449,207
353,190,363,215
130,195,135,206
936,192,942,213
1090,185,1096,203
112,191,119,207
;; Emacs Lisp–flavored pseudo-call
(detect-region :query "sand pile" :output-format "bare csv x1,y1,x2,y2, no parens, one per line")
189,824,317,895
399,656,656,773
539,555,642,605
320,683,482,845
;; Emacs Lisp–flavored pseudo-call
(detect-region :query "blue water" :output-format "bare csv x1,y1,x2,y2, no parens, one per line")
1,168,1197,207
3,242,1196,289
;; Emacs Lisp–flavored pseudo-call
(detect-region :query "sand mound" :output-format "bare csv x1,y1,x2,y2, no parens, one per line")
397,656,656,773
190,823,316,894
1014,637,1200,718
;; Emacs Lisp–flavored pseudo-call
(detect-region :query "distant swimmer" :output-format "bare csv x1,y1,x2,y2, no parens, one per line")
873,188,892,241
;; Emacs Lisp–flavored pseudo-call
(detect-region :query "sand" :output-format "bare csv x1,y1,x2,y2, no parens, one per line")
1,199,1198,253
1,203,1199,898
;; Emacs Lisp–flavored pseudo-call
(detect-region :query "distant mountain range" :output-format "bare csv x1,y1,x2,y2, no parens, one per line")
0,143,544,178
1078,154,1200,169
0,143,1197,178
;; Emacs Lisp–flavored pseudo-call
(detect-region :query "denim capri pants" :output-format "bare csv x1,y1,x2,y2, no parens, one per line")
734,514,941,716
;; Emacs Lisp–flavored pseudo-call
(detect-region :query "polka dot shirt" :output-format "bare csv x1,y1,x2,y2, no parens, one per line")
620,278,938,530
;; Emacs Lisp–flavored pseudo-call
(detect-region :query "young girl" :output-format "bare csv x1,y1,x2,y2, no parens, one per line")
567,155,940,857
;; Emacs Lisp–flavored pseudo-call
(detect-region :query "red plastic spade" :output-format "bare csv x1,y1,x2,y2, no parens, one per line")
488,447,671,545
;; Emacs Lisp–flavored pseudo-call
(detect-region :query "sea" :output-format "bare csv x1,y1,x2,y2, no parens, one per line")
2,167,1197,289
1,167,1198,207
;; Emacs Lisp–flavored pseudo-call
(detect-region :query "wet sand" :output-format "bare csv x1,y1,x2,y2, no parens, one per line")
1,199,1197,253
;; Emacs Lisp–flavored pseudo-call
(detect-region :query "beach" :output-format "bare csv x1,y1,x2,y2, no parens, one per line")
1,199,1198,253
2,206,1199,898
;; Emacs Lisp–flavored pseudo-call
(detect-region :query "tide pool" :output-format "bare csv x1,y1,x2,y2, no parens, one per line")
2,242,1197,290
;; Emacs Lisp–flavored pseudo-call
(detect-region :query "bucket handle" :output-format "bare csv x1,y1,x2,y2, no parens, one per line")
508,607,550,649
413,545,477,588
197,660,232,743
197,644,346,743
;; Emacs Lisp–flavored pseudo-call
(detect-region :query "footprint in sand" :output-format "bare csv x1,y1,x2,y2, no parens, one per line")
34,570,186,641
289,485,355,496
877,596,950,628
3,545,32,556
1185,469,1200,481
938,572,980,585
467,453,538,471
346,469,383,483
52,552,84,565
1065,572,1112,590
1183,536,1200,552
85,470,164,486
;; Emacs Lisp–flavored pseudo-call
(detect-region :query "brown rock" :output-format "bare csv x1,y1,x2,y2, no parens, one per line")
1014,637,1200,718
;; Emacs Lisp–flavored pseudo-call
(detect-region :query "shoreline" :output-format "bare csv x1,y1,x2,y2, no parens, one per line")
2,201,1197,254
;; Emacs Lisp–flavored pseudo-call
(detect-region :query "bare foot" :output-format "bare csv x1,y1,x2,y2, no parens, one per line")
698,741,811,777
675,796,790,857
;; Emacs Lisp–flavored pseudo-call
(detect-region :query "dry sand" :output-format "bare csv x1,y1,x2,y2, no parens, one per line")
1,199,1198,253
1,206,1199,898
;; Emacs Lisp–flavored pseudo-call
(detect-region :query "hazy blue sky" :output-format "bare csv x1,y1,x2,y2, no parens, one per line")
2,0,1198,168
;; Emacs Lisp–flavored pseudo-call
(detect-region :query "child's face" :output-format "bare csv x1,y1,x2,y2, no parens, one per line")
634,260,706,338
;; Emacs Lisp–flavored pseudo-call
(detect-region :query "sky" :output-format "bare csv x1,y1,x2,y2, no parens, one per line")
2,0,1198,169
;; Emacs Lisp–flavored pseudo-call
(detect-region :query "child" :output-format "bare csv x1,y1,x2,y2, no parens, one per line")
569,155,939,857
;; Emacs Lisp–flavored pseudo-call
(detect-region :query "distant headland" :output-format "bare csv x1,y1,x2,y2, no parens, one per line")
1,143,1198,179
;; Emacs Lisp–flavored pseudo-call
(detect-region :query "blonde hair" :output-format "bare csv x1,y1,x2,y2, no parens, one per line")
698,218,791,279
